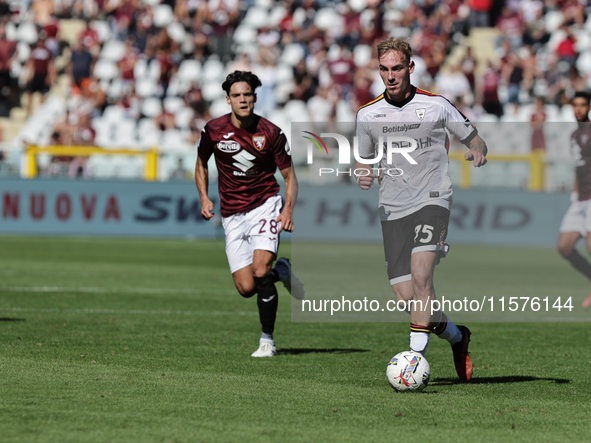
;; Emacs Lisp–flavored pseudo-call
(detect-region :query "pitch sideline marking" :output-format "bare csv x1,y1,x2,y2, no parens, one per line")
0,306,286,317
0,286,237,295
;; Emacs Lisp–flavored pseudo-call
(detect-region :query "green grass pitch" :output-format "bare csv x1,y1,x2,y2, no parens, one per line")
0,236,590,442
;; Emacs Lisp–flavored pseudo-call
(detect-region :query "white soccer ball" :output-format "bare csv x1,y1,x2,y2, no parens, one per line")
386,351,431,391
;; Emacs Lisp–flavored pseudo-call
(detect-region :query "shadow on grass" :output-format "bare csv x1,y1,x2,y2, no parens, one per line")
280,348,369,355
430,376,570,386
0,318,25,322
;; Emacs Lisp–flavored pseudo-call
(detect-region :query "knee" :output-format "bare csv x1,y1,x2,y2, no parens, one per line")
557,242,573,257
252,267,269,279
235,281,256,298
393,289,409,303
412,272,432,296
252,264,271,279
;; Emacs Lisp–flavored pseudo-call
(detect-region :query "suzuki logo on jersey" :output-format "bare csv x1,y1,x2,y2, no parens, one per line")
218,140,241,153
416,109,426,120
232,150,256,173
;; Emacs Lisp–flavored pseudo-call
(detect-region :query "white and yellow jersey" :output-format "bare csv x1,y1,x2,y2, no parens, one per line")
356,86,477,221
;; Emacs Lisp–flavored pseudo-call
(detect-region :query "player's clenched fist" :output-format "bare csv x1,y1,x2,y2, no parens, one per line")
356,172,377,190
201,199,215,220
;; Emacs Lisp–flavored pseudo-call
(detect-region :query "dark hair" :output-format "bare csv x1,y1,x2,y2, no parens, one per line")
573,91,591,105
221,71,262,95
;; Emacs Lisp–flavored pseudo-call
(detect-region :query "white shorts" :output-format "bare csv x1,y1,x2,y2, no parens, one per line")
222,194,283,274
559,199,591,236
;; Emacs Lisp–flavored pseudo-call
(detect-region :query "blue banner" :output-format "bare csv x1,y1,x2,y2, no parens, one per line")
0,179,571,246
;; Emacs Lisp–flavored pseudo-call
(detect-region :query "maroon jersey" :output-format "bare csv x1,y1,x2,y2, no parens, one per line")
30,46,52,75
571,123,591,201
198,114,291,217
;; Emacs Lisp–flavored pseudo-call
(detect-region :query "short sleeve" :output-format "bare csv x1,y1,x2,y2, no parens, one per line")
356,115,375,159
443,100,478,145
197,125,214,161
273,130,292,171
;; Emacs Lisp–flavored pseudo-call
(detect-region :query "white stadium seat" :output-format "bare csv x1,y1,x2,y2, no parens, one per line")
242,6,269,29
163,96,185,114
153,4,174,28
103,105,126,123
354,45,372,68
141,97,163,118
167,22,186,42
232,25,257,45
16,21,37,44
175,107,194,129
93,59,119,81
100,40,126,62
209,98,231,119
201,81,225,102
177,60,202,83
275,64,294,84
136,78,158,98
202,58,224,83
148,57,161,80
16,41,30,63
279,43,304,66
268,5,288,28
91,20,111,42
134,57,148,80
314,8,338,31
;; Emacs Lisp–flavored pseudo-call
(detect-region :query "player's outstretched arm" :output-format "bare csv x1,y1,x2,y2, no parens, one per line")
195,156,214,220
277,166,297,232
354,161,377,190
465,134,488,167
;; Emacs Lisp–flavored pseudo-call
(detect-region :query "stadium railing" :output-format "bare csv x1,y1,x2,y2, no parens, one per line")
448,150,546,191
24,145,160,181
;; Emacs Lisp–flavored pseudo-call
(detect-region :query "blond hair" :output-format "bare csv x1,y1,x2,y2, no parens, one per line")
377,38,412,64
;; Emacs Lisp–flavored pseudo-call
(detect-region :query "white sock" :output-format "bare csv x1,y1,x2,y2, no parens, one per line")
260,332,274,345
436,320,462,345
410,332,430,356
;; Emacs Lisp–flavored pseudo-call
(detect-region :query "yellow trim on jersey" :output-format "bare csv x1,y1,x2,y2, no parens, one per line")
416,87,437,96
357,94,384,113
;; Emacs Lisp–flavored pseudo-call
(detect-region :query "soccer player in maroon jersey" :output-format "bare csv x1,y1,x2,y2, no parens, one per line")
195,71,304,357
557,91,591,307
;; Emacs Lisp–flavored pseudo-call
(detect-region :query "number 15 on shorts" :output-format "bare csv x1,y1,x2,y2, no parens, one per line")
414,224,434,243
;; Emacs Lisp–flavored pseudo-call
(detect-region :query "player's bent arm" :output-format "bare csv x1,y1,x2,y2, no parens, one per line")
277,166,297,232
354,161,377,190
464,134,488,167
195,156,214,220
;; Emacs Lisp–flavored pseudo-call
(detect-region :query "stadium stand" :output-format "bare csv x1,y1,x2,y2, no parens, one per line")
0,0,588,189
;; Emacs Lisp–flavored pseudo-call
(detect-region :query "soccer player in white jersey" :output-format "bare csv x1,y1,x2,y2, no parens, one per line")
355,38,488,381
557,92,591,307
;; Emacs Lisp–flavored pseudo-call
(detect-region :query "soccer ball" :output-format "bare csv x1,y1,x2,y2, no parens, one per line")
386,351,431,391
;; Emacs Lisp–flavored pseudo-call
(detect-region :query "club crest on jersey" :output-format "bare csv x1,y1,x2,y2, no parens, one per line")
217,140,240,153
416,108,426,120
252,135,266,151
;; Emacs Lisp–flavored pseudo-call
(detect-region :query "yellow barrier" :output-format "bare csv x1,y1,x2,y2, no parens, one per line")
447,150,546,191
24,145,159,181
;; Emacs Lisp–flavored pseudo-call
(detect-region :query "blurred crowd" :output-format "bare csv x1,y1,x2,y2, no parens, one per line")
0,0,589,177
